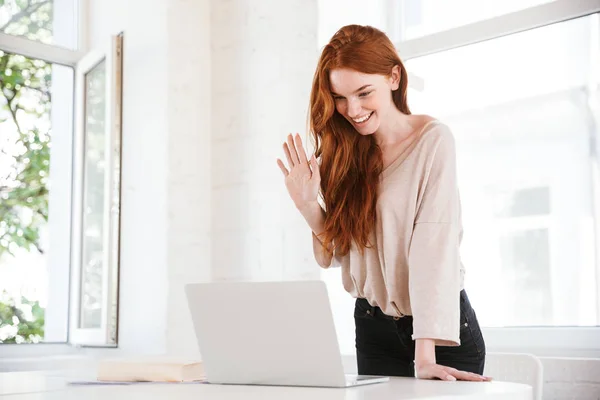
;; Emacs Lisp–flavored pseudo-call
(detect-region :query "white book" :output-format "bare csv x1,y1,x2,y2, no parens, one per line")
97,357,205,382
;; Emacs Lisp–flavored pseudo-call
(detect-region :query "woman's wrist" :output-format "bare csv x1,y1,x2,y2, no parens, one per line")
414,338,436,368
297,200,321,215
297,201,325,233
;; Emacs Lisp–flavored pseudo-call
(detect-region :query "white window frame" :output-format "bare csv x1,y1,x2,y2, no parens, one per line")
0,0,123,359
69,34,122,346
397,0,600,358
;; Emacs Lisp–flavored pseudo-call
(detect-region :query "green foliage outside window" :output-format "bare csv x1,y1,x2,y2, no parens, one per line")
0,0,54,343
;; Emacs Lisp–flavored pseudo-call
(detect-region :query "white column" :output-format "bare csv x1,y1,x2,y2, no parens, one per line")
165,0,212,357
210,0,319,284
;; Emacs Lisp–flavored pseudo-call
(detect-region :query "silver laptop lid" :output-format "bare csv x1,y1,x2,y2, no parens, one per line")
185,280,348,387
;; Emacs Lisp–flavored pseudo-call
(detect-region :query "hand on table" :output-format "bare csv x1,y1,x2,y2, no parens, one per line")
416,363,492,382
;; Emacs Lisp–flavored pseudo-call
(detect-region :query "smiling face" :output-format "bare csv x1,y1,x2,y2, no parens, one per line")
329,67,400,135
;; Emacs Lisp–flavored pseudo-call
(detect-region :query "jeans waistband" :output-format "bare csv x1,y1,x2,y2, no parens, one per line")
357,289,467,321
356,298,410,321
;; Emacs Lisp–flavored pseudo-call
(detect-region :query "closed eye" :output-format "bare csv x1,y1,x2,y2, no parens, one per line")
359,91,373,97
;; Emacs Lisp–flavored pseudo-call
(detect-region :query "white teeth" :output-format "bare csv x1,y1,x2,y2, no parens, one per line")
353,112,372,123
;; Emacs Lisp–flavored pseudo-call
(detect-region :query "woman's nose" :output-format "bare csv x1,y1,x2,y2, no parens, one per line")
347,98,361,118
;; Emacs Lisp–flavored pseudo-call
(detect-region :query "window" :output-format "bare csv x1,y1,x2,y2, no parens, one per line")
406,13,599,329
80,59,107,330
319,0,600,357
0,0,122,349
69,43,123,345
0,0,78,49
0,50,73,344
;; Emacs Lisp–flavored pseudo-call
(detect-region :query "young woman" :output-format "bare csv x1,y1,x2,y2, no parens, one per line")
277,24,490,382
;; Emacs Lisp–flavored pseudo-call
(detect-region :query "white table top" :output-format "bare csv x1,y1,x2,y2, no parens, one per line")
0,371,532,400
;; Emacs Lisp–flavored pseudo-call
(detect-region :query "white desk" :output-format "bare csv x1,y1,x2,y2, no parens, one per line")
0,371,532,399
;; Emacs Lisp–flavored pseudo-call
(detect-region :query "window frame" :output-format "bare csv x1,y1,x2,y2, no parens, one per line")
397,0,600,357
397,0,600,58
0,0,122,357
69,34,123,347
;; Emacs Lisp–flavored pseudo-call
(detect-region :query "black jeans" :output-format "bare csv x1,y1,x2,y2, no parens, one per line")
355,290,486,377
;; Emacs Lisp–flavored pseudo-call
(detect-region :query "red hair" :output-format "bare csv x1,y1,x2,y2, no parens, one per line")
310,24,411,256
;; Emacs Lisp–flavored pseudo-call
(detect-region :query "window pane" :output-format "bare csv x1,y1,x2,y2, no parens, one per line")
402,0,556,40
499,228,552,325
406,14,600,327
0,0,77,49
493,186,551,218
79,59,106,330
0,49,73,343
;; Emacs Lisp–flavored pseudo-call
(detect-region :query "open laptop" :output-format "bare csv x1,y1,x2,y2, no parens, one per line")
184,280,389,388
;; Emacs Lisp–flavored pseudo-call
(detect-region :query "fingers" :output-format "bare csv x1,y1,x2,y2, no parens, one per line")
276,159,289,177
283,133,313,173
417,363,490,382
433,368,456,381
283,142,295,169
446,368,488,382
294,134,309,165
310,154,320,179
287,134,300,165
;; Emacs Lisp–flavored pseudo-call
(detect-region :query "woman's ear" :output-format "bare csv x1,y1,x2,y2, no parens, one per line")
390,65,401,91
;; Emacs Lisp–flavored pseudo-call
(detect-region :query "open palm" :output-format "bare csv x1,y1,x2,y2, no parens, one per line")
277,133,320,211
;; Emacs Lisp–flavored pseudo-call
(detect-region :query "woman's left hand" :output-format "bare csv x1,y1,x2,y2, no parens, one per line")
416,362,492,381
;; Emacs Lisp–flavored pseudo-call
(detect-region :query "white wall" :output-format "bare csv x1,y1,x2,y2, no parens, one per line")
210,0,319,284
317,0,392,46
165,0,212,357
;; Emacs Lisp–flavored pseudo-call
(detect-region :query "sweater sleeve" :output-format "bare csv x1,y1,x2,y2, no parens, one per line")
408,125,461,347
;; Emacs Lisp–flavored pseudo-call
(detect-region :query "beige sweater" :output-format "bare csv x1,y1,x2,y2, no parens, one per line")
319,120,465,347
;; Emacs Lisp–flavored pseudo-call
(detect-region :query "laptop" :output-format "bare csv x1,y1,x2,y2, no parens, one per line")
184,280,389,388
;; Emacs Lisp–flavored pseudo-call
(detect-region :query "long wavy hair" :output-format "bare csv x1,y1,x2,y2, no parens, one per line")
310,24,411,256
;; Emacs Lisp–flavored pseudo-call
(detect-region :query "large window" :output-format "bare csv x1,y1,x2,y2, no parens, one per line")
0,0,122,349
406,13,600,328
0,49,73,344
319,0,600,357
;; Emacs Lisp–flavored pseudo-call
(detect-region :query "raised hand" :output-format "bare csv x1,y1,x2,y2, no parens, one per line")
276,133,321,212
